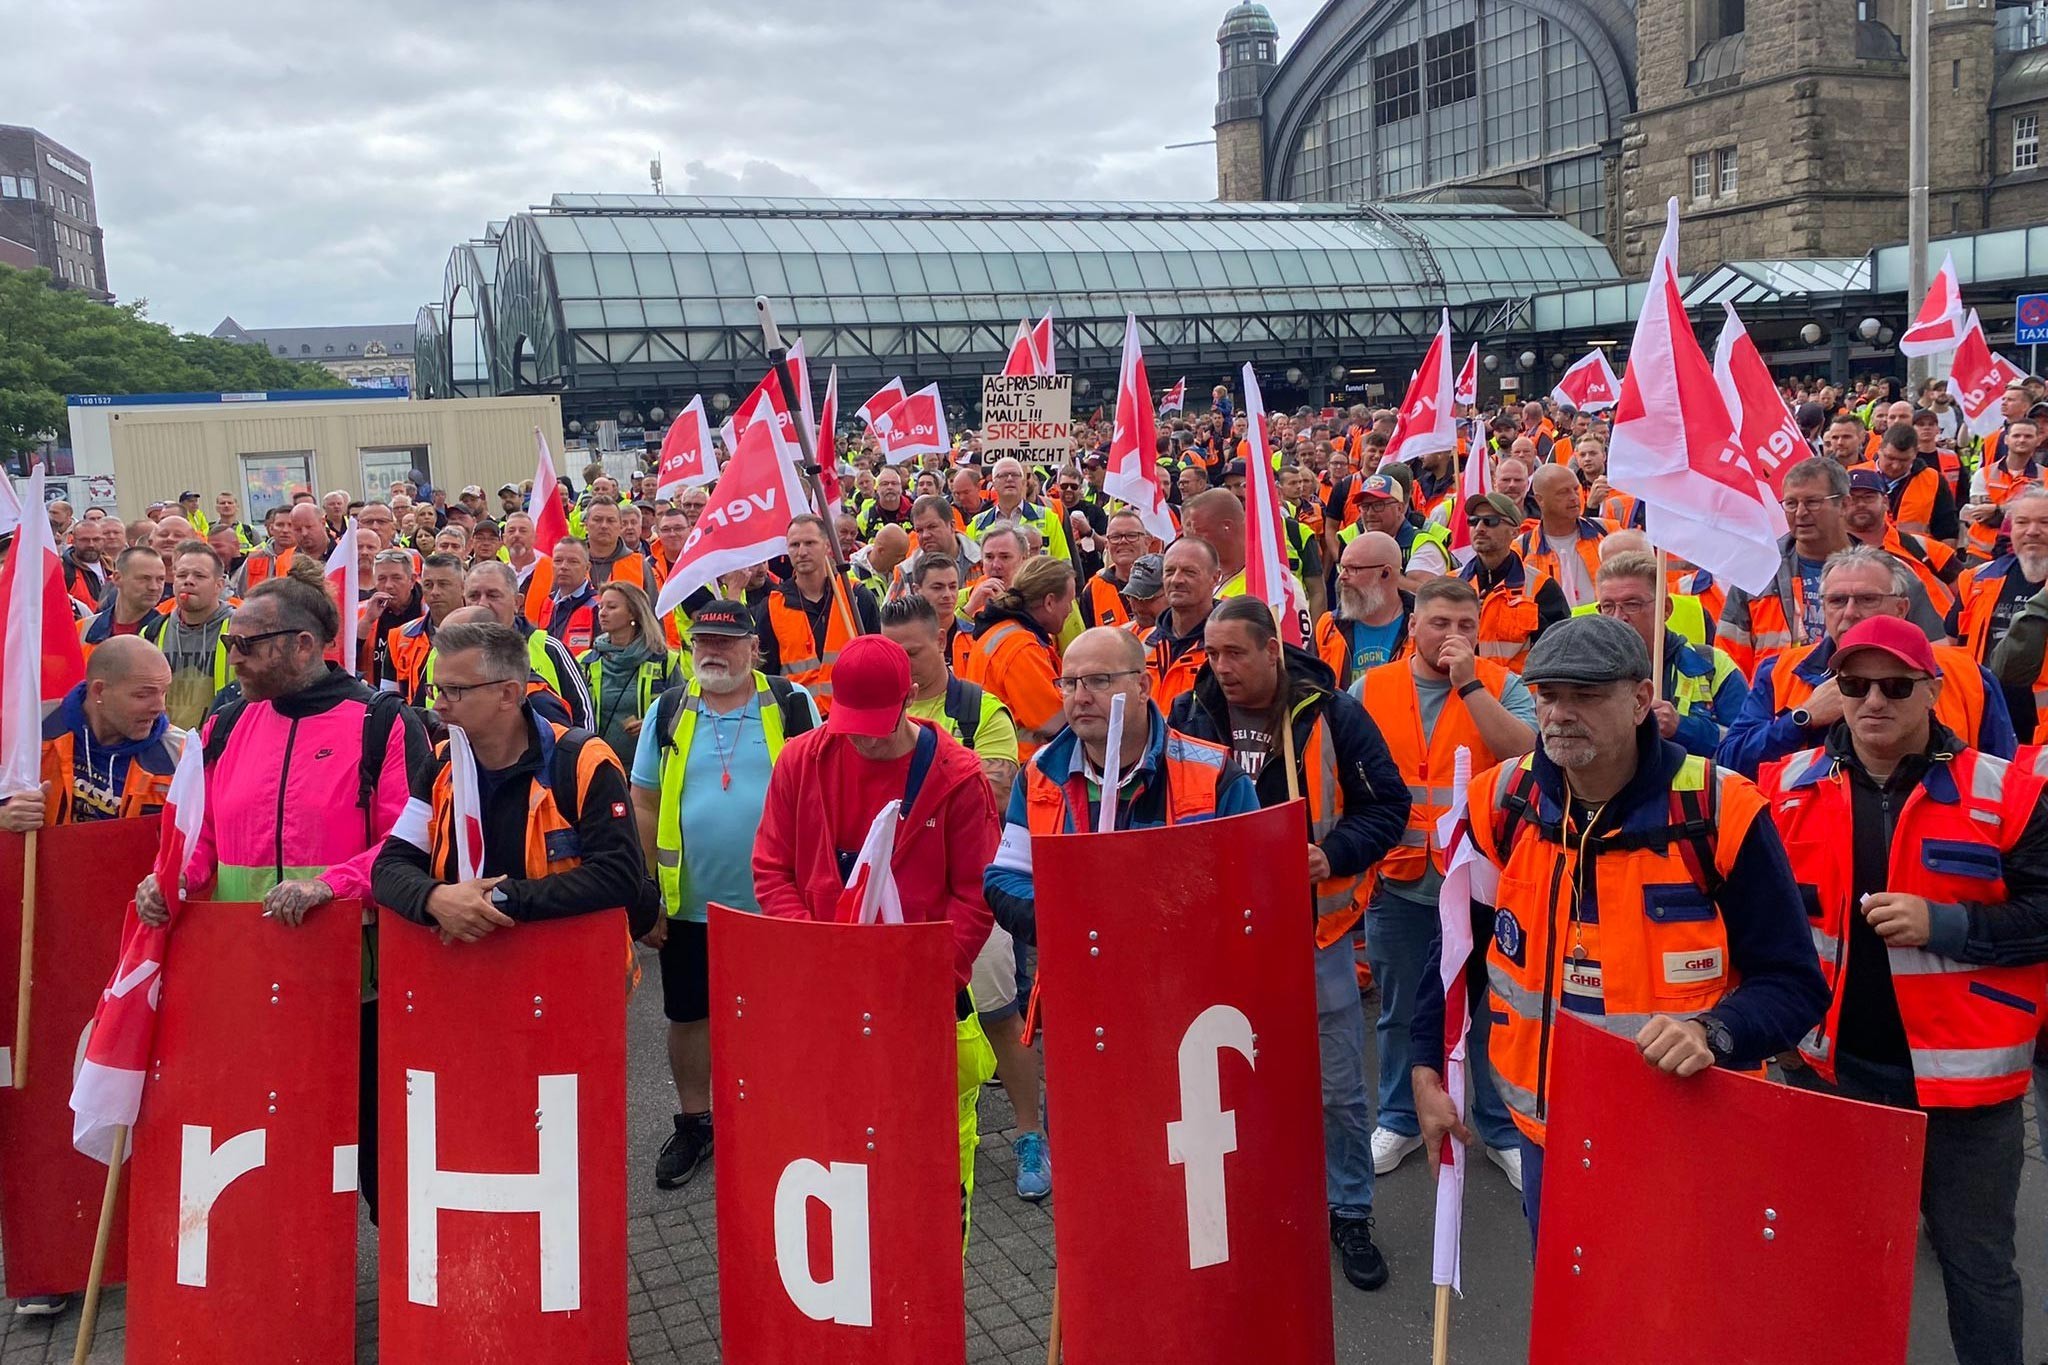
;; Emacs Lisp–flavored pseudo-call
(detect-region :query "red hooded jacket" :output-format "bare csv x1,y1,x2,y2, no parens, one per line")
753,720,997,986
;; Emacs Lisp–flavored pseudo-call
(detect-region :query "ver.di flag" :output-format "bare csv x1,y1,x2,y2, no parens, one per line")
1550,348,1622,413
872,385,950,465
1241,362,1312,647
1900,251,1966,357
816,363,843,508
858,377,908,428
1430,747,1492,1295
1454,344,1478,409
0,464,86,799
1951,311,2028,438
1158,377,1186,416
1607,198,1780,596
1712,305,1801,527
655,407,812,616
1445,418,1493,566
1105,314,1176,544
1381,310,1457,468
656,396,717,501
69,731,204,1163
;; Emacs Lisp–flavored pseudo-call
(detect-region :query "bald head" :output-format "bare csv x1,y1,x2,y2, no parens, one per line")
1530,464,1577,496
1063,623,1147,675
1344,530,1404,569
86,634,169,685
440,605,498,629
1600,529,1651,560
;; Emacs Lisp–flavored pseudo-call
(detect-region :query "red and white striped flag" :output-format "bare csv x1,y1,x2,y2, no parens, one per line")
655,396,717,502
1240,363,1311,647
446,725,486,883
1901,251,1966,357
1445,419,1494,566
1382,310,1457,469
1105,315,1176,544
837,801,905,926
857,378,907,429
0,464,86,799
528,427,572,554
1158,377,1186,415
816,364,842,508
1430,747,1491,1295
1030,311,1055,375
70,731,204,1162
1001,320,1039,377
1550,348,1622,412
324,517,360,677
1454,344,1479,408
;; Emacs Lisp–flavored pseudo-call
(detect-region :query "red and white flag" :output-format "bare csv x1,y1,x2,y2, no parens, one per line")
1550,348,1623,412
816,363,843,508
1900,251,1966,357
1158,377,1186,415
1105,314,1176,544
655,396,717,503
1001,320,1040,378
528,427,572,555
445,724,486,884
1430,748,1491,1295
1240,363,1312,647
655,403,813,616
1444,419,1494,565
732,345,812,446
872,384,950,465
1712,305,1801,529
837,801,906,926
1608,199,1780,596
0,464,86,799
324,517,360,677
1381,310,1457,469
1030,311,1055,375
1454,344,1479,408
1951,310,2028,438
857,378,907,429
0,472,24,536
69,731,204,1162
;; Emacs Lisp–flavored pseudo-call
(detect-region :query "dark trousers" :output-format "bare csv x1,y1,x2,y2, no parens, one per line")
359,1002,378,1222
1791,1054,2023,1365
1520,1132,1545,1254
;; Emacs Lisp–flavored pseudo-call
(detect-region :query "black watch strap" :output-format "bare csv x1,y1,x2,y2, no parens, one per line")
1457,677,1486,699
1697,1012,1735,1064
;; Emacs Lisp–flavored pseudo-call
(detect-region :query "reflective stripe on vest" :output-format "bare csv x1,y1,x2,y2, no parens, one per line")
767,585,851,708
654,673,789,916
1359,657,1510,882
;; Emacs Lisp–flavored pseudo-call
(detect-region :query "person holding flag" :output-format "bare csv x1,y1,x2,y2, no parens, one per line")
0,635,178,833
1169,594,1410,1291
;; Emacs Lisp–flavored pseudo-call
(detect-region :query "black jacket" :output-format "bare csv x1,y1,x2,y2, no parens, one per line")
1168,643,1410,882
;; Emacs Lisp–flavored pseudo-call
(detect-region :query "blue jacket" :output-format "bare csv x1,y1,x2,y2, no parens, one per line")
1664,632,1748,759
1716,636,2015,778
983,705,1259,946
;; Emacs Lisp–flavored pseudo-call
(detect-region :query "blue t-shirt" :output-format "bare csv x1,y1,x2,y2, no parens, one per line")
631,685,816,923
1795,556,1826,642
1337,618,1404,677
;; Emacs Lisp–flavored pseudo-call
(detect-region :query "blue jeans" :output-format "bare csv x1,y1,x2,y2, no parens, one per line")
1366,888,1520,1150
1520,1134,1545,1252
1315,939,1376,1220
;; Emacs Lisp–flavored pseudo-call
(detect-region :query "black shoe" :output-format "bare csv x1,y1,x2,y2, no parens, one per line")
1330,1214,1388,1291
655,1112,712,1190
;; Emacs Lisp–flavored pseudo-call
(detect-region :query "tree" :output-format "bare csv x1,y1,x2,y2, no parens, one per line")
0,265,347,459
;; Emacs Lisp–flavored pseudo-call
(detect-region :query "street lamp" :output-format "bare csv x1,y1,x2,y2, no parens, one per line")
1329,363,1347,383
567,420,583,436
1858,318,1882,342
1550,352,1568,369
1076,377,1091,395
1878,326,1895,346
1285,366,1303,385
711,392,732,412
1483,353,1500,372
1800,323,1824,346
1519,351,1537,370
648,406,667,425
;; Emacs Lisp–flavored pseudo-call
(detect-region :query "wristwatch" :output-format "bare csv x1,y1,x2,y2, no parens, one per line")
1696,1012,1735,1064
1457,678,1486,699
1790,706,1814,729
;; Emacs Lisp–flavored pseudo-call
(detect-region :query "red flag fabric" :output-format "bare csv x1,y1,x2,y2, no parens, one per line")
1105,314,1176,544
70,733,204,1162
656,396,717,502
0,465,85,798
1030,311,1055,375
528,428,572,555
1445,418,1493,564
324,518,360,679
733,347,812,448
1158,377,1186,415
857,378,907,429
1900,251,1966,357
1608,198,1780,596
1454,344,1478,408
1550,348,1622,412
1001,321,1039,378
872,385,950,466
1240,364,1312,647
1430,748,1487,1292
1952,310,2028,438
817,364,842,508
655,406,813,615
835,802,906,926
446,725,485,884
1711,305,1803,525
1381,310,1457,468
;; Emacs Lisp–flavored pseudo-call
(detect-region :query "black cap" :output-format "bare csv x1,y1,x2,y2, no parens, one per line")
1520,614,1652,687
690,599,755,637
1081,452,1106,469
178,490,200,501
1223,458,1248,478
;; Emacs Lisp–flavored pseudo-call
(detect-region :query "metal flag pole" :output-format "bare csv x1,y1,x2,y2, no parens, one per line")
754,296,865,638
1907,0,1931,395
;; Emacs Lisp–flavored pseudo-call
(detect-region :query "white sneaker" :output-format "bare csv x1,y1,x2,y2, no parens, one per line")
1371,1127,1424,1174
1487,1144,1524,1193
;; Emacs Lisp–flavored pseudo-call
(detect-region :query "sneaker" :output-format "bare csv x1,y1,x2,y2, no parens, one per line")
1014,1131,1051,1201
1370,1126,1423,1175
1487,1144,1524,1193
1329,1215,1389,1291
655,1112,712,1190
12,1295,65,1317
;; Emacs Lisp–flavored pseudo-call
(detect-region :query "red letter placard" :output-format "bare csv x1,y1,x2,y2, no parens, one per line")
0,818,158,1297
1530,1017,1927,1365
1034,802,1334,1365
127,900,362,1365
709,905,963,1365
377,908,629,1365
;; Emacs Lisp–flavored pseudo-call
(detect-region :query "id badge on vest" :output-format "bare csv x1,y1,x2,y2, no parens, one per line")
1560,951,1604,1016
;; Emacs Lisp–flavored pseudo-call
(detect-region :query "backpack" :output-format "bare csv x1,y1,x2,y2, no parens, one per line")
203,688,408,845
655,674,817,754
943,675,986,753
1493,759,1723,894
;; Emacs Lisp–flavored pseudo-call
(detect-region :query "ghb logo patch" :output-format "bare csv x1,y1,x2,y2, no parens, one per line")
1493,909,1524,965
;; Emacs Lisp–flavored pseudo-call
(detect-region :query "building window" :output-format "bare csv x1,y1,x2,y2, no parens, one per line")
1426,23,1478,108
17,178,31,200
1719,145,1739,194
2017,113,2040,170
1256,40,1272,59
1236,41,1250,61
301,345,312,354
0,177,12,198
1947,0,1967,11
1691,151,1714,201
1374,43,1422,125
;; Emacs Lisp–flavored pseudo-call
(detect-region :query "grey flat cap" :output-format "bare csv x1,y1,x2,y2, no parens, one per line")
1520,613,1652,687
1124,553,1165,599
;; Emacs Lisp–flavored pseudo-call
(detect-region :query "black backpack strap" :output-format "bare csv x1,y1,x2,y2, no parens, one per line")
357,692,406,843
201,699,247,767
1494,762,1544,850
549,727,597,827
655,687,684,754
901,722,939,815
944,675,984,752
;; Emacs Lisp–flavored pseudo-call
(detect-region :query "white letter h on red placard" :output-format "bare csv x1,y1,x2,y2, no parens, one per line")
406,1069,581,1311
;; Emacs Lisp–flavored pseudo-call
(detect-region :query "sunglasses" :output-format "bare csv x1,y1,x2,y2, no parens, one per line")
1836,674,1927,700
1469,515,1512,528
222,628,301,655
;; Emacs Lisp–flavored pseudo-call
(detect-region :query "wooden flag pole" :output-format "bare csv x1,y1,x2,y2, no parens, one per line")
13,826,36,1089
1432,1281,1453,1365
1044,1279,1062,1364
71,1124,126,1364
755,296,867,641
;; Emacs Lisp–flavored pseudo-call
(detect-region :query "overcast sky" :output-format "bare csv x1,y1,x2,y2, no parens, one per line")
18,0,1325,336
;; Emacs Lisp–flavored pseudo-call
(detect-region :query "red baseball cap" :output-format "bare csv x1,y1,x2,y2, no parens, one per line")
1829,615,1938,677
825,635,913,737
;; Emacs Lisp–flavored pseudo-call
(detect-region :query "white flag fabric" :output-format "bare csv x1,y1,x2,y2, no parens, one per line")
1097,693,1127,835
1241,364,1313,646
446,725,486,884
0,473,23,537
0,465,54,798
839,801,906,926
1105,314,1176,544
324,518,360,678
1900,252,1966,357
1430,747,1493,1293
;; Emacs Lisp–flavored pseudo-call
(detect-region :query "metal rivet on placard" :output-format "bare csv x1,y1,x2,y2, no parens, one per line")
736,996,745,1006
1572,1264,1581,1276
1089,947,1099,957
1583,1139,1592,1150
1243,925,1253,935
1574,1246,1582,1256
406,990,414,1000
866,1126,875,1136
533,995,542,1004
1095,1042,1105,1052
267,1106,276,1114
1763,1229,1776,1241
1242,908,1251,919
269,1091,277,1100
866,1142,875,1151
1764,1208,1777,1222
862,1027,872,1037
1088,930,1098,941
533,1009,542,1018
534,1108,543,1117
405,1005,413,1013
1581,1158,1591,1169
1094,1027,1104,1038
862,1012,872,1022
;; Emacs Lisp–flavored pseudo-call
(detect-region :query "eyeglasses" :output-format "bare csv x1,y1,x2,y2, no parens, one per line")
222,628,301,655
1818,592,1900,612
1105,532,1147,545
431,677,521,703
1469,515,1512,528
1836,674,1926,700
1055,669,1144,696
1781,495,1844,514
1338,563,1397,579
1596,597,1656,617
